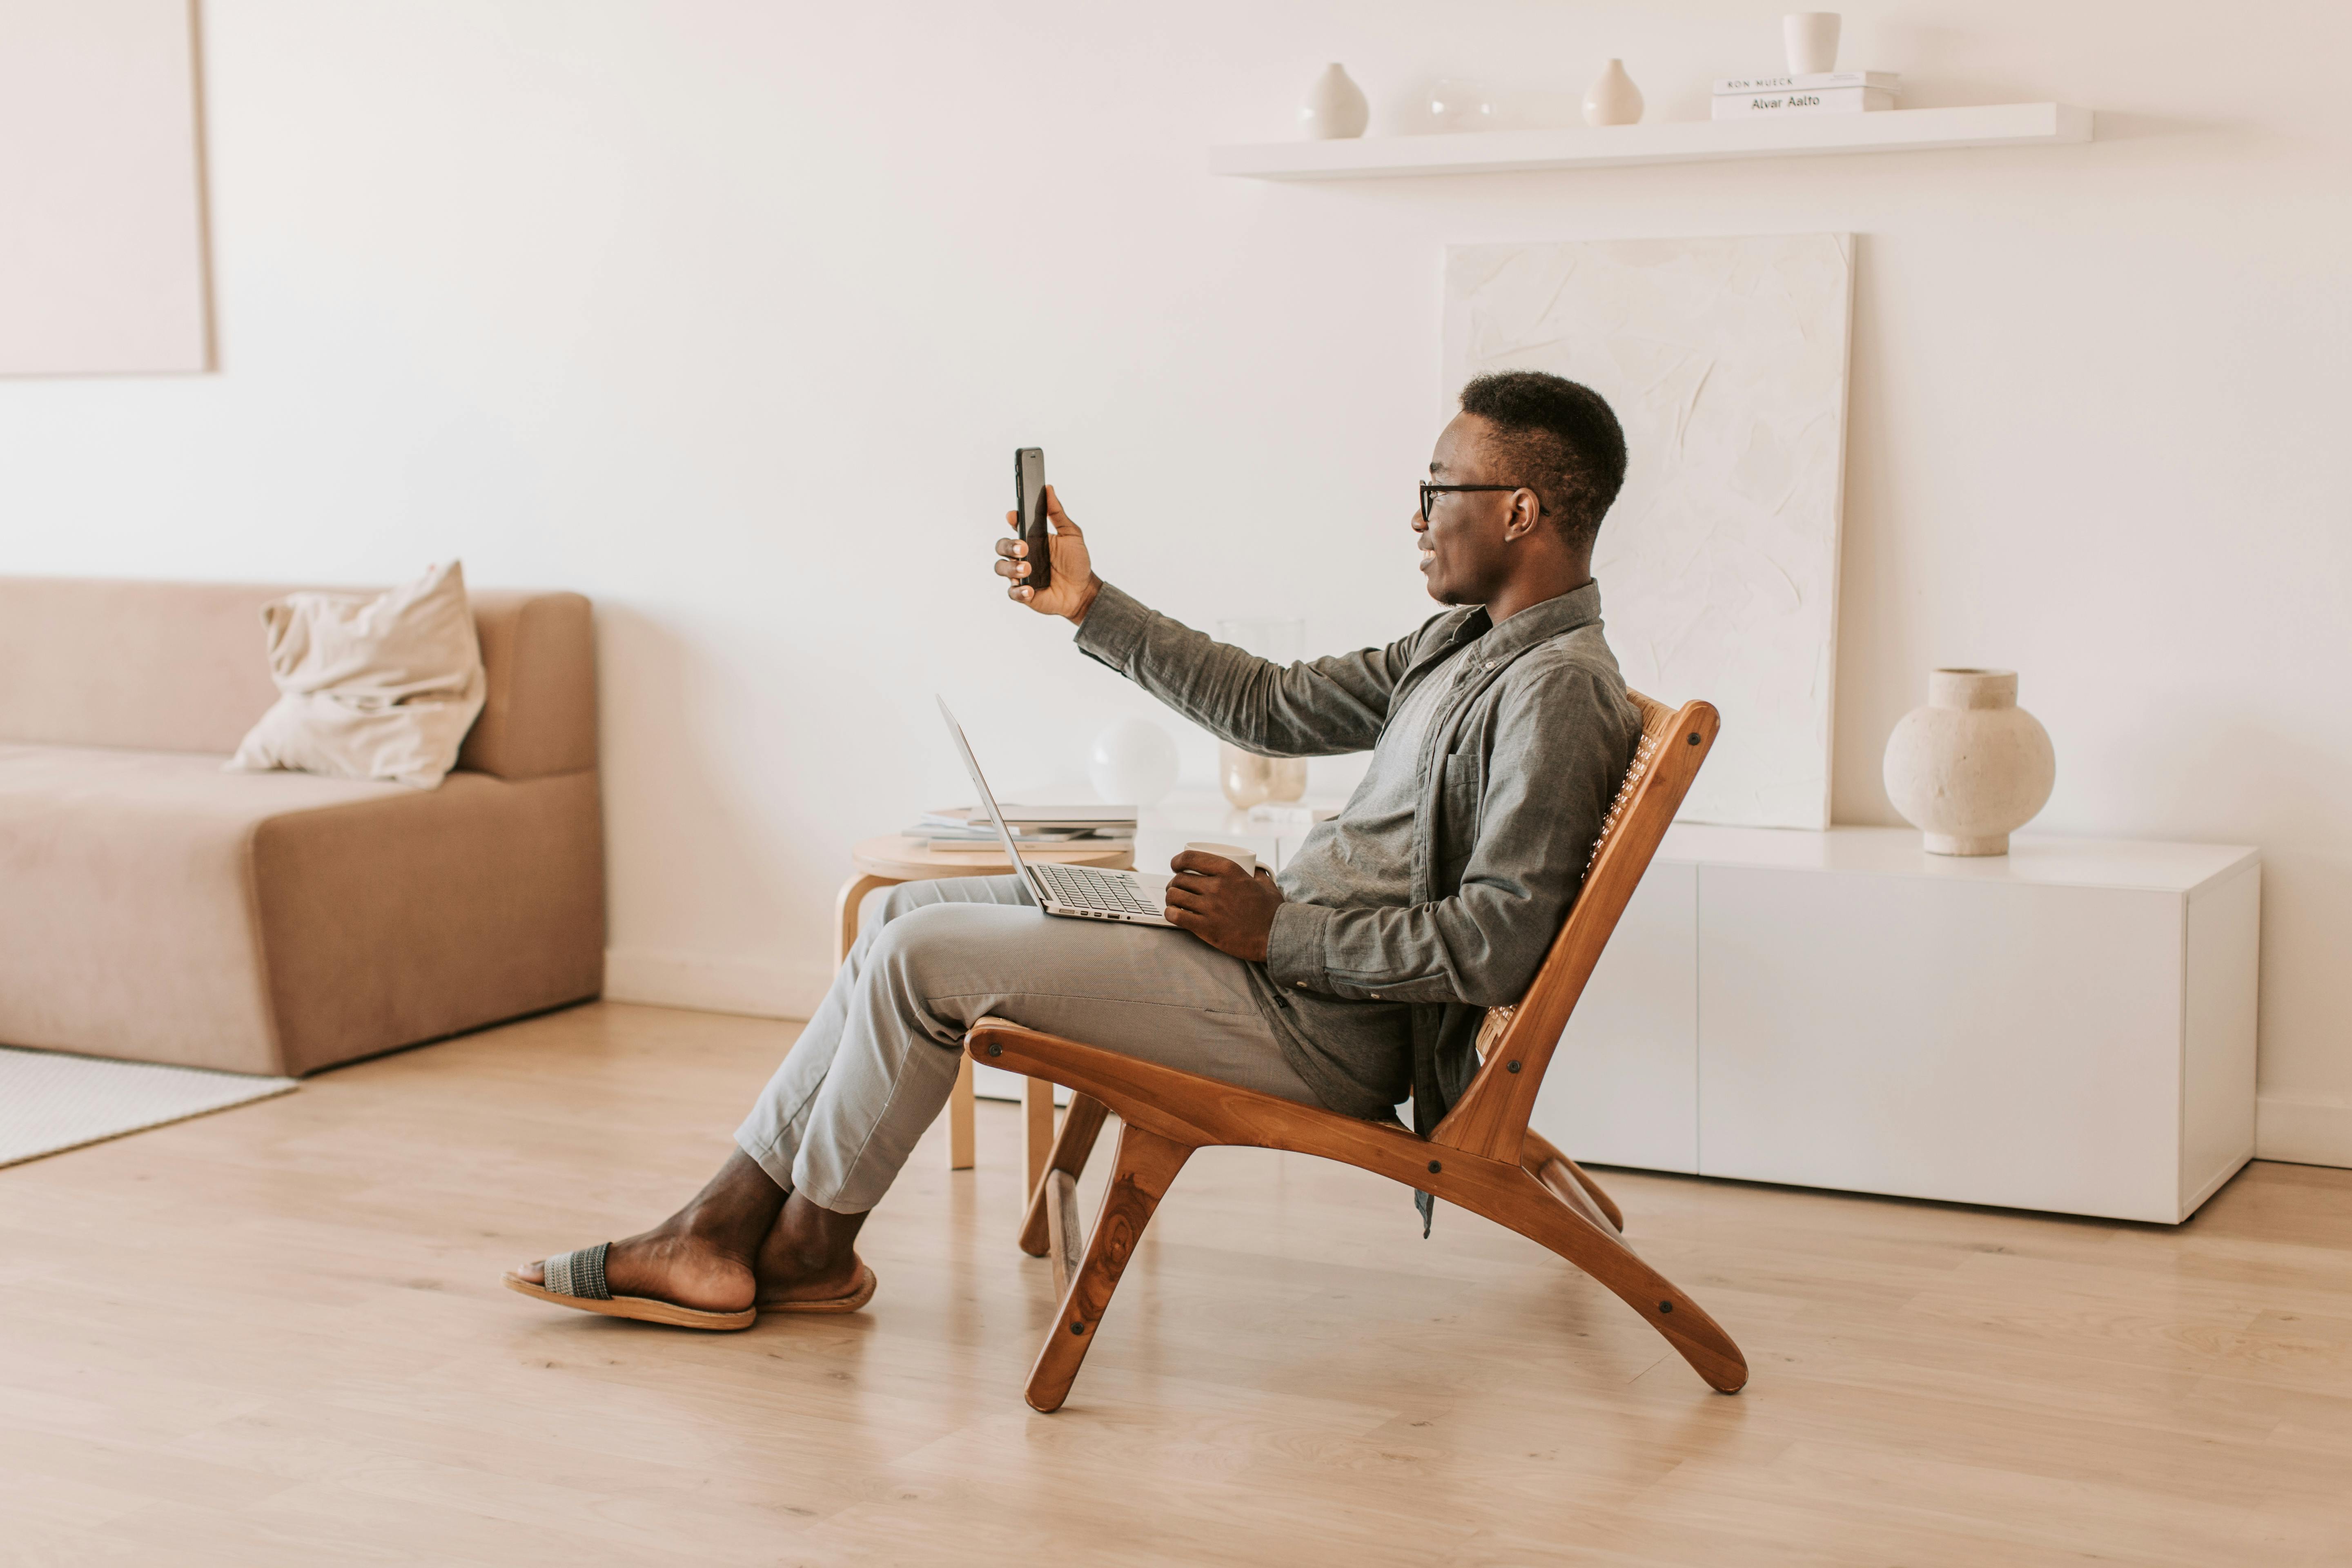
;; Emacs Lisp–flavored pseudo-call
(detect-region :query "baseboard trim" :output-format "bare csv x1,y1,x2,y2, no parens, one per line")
2256,1093,2352,1170
602,948,831,1022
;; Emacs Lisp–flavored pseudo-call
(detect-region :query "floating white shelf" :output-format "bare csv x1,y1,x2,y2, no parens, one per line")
1209,102,2092,181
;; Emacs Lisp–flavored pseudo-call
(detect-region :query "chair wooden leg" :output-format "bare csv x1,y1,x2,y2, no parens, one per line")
1020,1093,1109,1257
1456,1167,1747,1394
1525,1147,1620,1239
1025,1120,1192,1414
1521,1129,1624,1233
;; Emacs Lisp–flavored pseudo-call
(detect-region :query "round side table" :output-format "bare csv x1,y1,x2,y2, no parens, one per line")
837,833,1134,1177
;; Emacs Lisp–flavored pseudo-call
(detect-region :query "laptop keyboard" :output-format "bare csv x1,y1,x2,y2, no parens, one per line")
1035,862,1157,916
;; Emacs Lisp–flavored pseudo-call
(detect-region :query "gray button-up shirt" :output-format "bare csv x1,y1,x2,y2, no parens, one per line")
1075,580,1639,1134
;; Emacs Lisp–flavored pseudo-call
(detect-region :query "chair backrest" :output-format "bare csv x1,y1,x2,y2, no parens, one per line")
1431,689,1719,1164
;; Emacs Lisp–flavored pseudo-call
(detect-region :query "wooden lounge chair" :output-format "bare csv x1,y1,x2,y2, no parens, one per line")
965,691,1747,1412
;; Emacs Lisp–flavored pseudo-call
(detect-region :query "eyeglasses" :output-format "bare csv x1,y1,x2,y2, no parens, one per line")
1420,481,1530,522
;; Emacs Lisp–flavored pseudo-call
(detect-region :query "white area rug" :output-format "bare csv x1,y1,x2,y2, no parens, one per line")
0,1047,295,1167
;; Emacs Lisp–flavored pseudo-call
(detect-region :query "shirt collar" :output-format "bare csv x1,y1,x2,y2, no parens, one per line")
1449,579,1604,662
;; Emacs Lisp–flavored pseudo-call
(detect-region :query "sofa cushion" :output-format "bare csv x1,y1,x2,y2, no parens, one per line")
0,743,604,1075
0,744,407,1074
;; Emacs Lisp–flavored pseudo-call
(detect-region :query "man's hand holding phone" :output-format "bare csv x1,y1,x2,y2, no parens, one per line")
994,486,1100,624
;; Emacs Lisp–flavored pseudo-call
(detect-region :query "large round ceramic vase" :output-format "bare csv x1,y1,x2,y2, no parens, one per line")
1882,669,2056,856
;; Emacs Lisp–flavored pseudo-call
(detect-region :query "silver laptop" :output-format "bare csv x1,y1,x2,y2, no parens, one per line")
938,697,1172,926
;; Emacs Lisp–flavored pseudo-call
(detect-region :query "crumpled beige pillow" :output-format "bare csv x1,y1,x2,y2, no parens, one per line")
227,560,486,789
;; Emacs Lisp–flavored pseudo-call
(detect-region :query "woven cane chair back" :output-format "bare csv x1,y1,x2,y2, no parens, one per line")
1474,688,1677,1059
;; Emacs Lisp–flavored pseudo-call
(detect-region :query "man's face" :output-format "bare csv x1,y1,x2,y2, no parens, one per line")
1416,413,1515,606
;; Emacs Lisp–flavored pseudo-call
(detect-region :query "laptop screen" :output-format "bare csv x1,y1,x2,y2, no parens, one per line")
935,697,1032,879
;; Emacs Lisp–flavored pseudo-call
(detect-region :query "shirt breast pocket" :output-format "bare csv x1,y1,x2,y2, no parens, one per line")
1437,750,1482,886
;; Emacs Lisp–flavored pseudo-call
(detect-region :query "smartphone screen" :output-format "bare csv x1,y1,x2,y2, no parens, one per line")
1013,447,1050,593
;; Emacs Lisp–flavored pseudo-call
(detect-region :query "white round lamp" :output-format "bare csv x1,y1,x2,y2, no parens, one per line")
1088,720,1178,806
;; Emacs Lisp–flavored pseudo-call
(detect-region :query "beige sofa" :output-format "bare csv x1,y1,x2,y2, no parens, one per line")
0,577,604,1077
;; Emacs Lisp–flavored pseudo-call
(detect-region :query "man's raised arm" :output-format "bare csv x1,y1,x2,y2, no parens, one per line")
993,486,1421,757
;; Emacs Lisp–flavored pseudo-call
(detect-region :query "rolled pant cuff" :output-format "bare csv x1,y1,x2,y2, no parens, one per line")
734,1125,798,1198
733,1124,884,1216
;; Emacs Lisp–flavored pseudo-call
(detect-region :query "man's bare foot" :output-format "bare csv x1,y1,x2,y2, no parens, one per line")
755,1189,871,1307
514,1225,758,1313
513,1150,786,1312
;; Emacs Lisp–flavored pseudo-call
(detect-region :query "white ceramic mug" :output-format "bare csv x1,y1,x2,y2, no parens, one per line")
1783,11,1840,74
1180,842,1258,878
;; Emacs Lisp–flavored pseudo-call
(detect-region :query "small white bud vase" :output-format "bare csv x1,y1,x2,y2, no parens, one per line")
1882,669,2056,857
1784,12,1842,75
1299,62,1370,140
1582,59,1644,126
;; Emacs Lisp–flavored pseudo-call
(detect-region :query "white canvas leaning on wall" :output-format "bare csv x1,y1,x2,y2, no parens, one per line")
0,0,211,376
1442,234,1853,830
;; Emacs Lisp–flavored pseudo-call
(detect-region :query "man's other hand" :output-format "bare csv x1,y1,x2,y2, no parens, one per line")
994,485,1100,624
1163,851,1284,963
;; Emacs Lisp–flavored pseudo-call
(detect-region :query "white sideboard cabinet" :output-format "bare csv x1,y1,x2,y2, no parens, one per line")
1532,826,2260,1224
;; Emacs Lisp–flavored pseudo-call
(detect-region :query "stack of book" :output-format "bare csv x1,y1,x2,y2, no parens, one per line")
908,804,1135,855
1711,71,1899,120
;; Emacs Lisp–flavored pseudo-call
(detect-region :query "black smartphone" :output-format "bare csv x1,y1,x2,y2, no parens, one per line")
1013,446,1050,594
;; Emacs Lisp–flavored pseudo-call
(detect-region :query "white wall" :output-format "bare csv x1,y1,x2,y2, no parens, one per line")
4,1,2348,1161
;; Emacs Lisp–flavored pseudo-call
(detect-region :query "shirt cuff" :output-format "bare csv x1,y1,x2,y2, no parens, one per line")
1071,580,1150,673
1265,900,1334,995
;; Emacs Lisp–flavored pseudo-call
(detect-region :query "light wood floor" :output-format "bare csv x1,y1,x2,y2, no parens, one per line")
4,1002,2350,1566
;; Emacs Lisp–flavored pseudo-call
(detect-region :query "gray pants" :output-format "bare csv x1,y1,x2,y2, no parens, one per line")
735,876,1323,1212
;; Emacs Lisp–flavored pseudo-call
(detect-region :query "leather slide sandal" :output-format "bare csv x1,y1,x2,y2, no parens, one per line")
503,1241,756,1331
758,1261,878,1316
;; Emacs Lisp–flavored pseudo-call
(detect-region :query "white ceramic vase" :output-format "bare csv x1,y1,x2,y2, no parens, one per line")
1783,12,1841,75
1882,669,2056,856
1582,59,1643,126
1299,62,1370,140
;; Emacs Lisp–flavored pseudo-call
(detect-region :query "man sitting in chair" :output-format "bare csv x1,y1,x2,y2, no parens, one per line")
509,370,1641,1328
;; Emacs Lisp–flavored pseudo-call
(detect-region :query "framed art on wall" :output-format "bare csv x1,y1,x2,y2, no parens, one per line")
0,0,211,376
1442,234,1854,830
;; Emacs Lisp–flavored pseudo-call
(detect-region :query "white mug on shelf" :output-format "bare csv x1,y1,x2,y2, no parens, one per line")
1783,11,1840,74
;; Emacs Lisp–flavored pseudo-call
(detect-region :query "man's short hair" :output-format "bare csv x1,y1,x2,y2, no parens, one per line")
1457,371,1627,547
